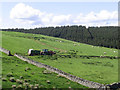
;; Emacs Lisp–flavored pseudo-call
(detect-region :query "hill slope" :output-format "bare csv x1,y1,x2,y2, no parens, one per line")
1,31,118,56
1,31,118,85
2,26,119,49
1,52,86,88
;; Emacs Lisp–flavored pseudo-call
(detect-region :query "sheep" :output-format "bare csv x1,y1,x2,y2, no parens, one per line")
104,52,106,55
114,51,116,53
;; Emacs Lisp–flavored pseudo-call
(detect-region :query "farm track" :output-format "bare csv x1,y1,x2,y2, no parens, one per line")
33,40,119,59
35,40,67,52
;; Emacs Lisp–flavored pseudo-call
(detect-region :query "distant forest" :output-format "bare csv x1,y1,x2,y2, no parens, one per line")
1,25,119,49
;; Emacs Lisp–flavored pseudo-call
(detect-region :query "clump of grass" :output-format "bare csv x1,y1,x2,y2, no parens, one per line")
16,64,18,66
103,62,114,67
2,78,7,81
57,74,64,78
50,55,58,60
20,76,24,79
52,86,56,89
35,84,39,88
12,85,16,88
19,80,23,84
9,77,16,82
29,84,34,88
43,70,52,74
23,82,29,86
25,67,31,71
6,73,13,77
0,75,1,79
16,85,22,88
34,86,38,89
39,85,44,88
16,79,20,83
46,80,51,84
27,79,31,82
16,79,23,84
23,82,29,89
31,72,35,75
24,79,28,82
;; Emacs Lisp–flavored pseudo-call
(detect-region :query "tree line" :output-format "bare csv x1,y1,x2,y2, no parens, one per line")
1,25,119,49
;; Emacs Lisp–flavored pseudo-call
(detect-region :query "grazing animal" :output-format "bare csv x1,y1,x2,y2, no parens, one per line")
104,52,106,54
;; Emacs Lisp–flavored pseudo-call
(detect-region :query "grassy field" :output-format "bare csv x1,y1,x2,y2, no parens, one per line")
28,56,118,84
1,52,87,88
1,31,118,86
0,52,2,89
1,31,118,56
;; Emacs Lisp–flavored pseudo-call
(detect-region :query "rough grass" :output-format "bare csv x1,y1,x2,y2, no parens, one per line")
1,31,118,56
28,56,118,84
0,52,2,89
1,31,118,85
1,52,87,88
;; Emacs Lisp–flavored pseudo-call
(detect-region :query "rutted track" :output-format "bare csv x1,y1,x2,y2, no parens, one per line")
35,40,66,52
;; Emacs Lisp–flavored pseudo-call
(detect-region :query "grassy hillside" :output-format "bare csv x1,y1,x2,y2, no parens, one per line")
29,56,118,84
1,52,86,88
1,31,118,56
0,52,1,89
1,31,118,85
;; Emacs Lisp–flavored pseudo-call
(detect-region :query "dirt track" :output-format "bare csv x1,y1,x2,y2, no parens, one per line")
35,40,66,52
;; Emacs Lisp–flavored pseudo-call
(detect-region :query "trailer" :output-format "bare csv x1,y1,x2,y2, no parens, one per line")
28,49,55,56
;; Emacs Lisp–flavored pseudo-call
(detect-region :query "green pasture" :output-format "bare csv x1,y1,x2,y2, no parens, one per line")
1,31,118,56
1,31,119,85
28,56,118,84
1,52,86,88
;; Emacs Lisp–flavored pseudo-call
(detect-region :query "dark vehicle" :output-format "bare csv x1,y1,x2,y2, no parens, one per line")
28,49,56,56
40,49,56,55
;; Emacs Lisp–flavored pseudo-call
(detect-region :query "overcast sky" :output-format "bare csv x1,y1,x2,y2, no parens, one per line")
0,0,118,29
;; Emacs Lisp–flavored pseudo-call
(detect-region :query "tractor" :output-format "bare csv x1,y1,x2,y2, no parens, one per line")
40,49,56,55
28,49,56,56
